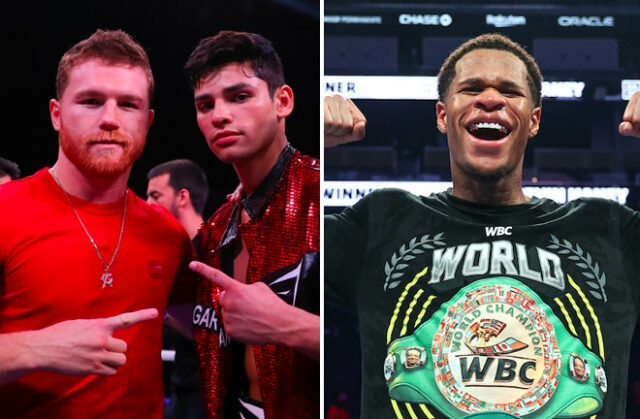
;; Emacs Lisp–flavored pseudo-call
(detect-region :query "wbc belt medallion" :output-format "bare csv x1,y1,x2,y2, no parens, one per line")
432,282,562,416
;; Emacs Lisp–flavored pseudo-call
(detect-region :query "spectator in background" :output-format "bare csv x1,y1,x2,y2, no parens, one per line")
147,159,208,419
147,159,209,245
0,157,20,184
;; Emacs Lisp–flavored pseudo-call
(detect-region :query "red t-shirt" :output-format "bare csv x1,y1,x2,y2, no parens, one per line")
327,405,350,419
0,169,194,418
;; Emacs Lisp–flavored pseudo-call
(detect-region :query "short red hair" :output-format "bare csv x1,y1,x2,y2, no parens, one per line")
56,29,154,103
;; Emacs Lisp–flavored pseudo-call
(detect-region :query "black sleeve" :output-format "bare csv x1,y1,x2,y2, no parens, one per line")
324,198,370,307
620,202,640,314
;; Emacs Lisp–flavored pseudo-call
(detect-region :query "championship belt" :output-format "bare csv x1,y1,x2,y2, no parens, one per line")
384,277,606,418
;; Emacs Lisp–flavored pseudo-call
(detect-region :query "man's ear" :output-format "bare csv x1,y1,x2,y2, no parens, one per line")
147,109,155,128
177,188,191,208
50,99,61,132
528,107,541,138
436,101,448,134
274,84,294,119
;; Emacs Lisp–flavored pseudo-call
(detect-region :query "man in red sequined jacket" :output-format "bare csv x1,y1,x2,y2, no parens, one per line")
184,31,320,419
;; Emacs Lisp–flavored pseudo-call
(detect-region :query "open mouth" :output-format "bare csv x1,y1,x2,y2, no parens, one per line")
466,122,511,141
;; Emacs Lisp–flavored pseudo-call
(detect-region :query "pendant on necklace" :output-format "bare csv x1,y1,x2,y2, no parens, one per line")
101,272,114,289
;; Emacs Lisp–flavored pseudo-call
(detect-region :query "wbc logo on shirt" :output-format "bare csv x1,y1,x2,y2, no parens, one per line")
432,282,561,415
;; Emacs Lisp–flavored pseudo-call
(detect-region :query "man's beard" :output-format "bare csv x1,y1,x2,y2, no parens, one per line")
461,162,513,183
167,199,180,218
59,127,145,177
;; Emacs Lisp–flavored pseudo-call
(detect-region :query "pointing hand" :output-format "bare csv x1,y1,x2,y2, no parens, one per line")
29,308,158,376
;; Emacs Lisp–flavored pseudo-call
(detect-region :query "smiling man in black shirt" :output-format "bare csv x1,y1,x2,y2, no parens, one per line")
325,33,640,418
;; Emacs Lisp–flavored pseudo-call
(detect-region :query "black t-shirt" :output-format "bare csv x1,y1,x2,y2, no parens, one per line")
325,188,640,418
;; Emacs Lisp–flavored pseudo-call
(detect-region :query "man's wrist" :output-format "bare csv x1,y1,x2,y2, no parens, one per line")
277,306,320,357
14,330,43,372
0,330,43,383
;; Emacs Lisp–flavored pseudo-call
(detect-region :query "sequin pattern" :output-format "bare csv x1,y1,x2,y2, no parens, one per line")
194,149,320,419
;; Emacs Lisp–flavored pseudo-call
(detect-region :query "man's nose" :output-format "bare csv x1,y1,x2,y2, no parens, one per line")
99,100,120,131
211,102,232,127
475,88,506,112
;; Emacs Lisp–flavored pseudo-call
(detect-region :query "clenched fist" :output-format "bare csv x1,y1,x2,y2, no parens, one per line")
324,95,367,147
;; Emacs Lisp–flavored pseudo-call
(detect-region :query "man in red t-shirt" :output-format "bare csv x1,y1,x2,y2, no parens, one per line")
0,30,193,418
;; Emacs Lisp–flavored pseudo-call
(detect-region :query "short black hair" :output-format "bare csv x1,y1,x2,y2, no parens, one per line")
0,157,21,179
184,31,285,96
438,33,543,107
147,159,209,216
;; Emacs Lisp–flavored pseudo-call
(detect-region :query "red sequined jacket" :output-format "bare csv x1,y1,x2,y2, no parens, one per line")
194,147,319,418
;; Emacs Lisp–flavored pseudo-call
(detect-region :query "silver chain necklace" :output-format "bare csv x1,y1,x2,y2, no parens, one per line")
50,168,127,289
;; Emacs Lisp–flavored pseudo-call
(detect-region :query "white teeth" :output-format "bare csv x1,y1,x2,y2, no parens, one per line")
476,122,507,132
469,122,509,133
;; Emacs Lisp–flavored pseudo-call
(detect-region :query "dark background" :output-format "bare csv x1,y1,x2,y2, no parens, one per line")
324,2,640,185
1,0,319,217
